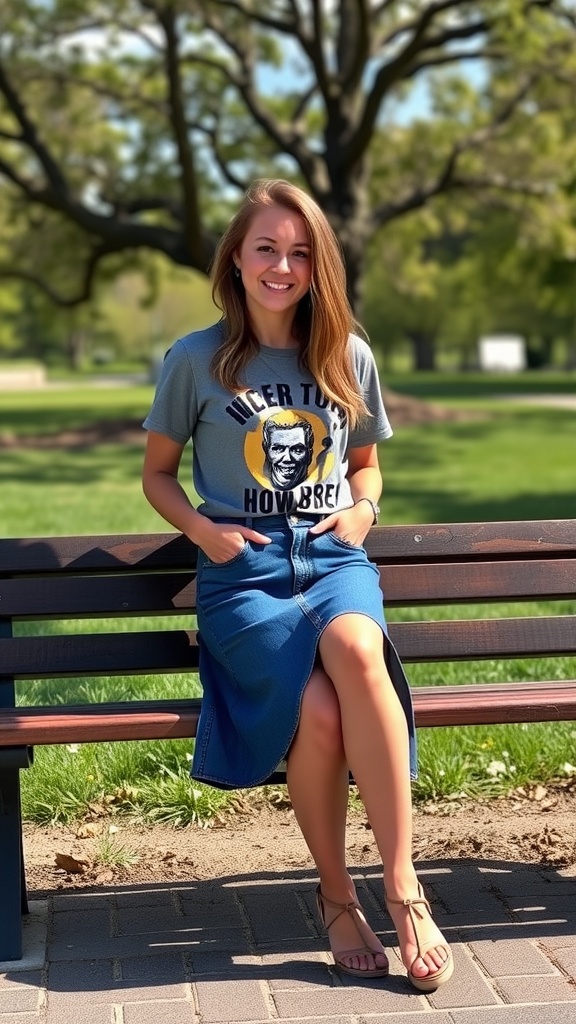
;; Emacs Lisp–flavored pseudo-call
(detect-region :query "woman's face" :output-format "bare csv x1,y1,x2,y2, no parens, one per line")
235,205,312,324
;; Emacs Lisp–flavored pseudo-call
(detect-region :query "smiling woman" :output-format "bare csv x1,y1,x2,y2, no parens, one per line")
141,178,453,990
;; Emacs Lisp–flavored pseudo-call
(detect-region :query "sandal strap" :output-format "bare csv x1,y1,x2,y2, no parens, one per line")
385,892,431,914
385,885,446,965
316,886,385,956
316,888,360,929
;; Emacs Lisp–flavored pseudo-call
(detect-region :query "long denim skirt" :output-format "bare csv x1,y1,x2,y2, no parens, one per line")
191,514,417,789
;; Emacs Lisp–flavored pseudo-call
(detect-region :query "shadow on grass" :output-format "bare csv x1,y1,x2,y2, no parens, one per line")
388,372,576,399
384,485,576,523
383,408,575,522
0,444,146,485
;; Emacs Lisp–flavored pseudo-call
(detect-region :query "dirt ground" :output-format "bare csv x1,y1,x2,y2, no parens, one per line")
23,787,576,896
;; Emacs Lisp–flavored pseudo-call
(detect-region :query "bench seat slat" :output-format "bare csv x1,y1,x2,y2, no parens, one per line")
0,699,201,745
413,679,576,726
1,682,575,747
1,615,575,678
2,557,575,618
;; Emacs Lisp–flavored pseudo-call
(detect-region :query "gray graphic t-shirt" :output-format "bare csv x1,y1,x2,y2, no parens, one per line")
143,321,392,518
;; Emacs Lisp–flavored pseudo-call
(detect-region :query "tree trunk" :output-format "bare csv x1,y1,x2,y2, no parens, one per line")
409,331,437,371
68,329,86,371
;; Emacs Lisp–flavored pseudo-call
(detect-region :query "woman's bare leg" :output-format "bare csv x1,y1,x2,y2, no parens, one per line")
286,667,388,973
318,614,449,981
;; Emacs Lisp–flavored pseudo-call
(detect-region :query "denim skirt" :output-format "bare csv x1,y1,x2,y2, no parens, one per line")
192,514,417,789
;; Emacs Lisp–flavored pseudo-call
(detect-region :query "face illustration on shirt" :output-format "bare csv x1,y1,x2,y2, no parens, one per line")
262,419,314,490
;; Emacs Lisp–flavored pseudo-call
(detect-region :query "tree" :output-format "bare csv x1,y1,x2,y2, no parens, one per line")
1,0,575,317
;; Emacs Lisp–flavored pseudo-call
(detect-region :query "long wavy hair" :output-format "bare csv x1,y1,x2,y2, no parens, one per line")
210,179,369,427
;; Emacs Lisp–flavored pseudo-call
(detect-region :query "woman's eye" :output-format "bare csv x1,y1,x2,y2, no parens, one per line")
257,245,274,253
293,250,309,259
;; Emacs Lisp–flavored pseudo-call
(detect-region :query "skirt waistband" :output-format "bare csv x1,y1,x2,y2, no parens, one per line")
211,513,328,528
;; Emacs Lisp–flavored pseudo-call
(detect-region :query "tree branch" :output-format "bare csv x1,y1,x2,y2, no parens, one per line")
0,60,70,196
158,6,205,266
0,155,35,195
373,73,545,226
207,0,298,36
193,122,249,193
337,0,371,90
51,72,168,117
343,6,493,170
0,244,109,307
180,17,326,195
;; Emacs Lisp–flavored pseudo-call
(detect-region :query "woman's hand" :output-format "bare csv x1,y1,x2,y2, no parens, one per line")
308,500,374,548
195,519,271,564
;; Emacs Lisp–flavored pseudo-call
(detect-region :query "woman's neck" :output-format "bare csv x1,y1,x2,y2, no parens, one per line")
248,309,299,349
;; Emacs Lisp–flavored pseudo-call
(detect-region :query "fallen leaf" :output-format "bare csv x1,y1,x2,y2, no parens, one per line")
75,824,98,838
540,797,559,811
55,853,91,874
93,869,115,884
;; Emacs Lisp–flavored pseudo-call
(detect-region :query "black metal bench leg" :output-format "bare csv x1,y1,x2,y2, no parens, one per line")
21,830,29,916
0,750,32,961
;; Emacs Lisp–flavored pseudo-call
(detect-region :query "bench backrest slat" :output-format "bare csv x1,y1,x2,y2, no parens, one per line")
1,558,575,619
1,519,575,575
0,574,197,619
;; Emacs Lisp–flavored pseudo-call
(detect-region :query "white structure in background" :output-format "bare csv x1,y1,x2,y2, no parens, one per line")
478,335,527,372
0,365,47,389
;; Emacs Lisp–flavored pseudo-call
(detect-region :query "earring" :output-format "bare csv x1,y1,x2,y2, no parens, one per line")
234,265,241,278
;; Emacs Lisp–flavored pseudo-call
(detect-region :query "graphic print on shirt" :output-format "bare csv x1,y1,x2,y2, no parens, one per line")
225,383,346,515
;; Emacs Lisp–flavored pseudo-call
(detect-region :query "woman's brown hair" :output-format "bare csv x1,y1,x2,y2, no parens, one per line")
210,179,369,427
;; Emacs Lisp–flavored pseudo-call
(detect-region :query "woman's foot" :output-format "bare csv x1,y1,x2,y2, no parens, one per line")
384,883,453,992
316,885,389,977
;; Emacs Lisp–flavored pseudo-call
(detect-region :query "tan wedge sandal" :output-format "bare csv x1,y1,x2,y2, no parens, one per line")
385,883,453,992
316,885,389,979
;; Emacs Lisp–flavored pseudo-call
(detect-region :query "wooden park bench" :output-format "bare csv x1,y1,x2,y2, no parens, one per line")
1,518,575,961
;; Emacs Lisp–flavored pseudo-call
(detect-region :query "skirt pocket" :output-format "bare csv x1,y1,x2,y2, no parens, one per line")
324,530,365,552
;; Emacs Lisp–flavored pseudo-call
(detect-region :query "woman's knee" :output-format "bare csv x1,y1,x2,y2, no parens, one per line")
298,667,343,753
325,618,382,671
320,616,392,692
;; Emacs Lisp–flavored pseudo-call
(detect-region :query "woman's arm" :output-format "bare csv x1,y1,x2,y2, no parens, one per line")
346,443,383,512
142,431,208,541
142,430,271,562
308,443,382,545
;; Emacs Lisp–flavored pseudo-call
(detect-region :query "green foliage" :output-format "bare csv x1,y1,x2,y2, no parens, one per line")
413,721,576,803
2,0,576,333
19,732,233,827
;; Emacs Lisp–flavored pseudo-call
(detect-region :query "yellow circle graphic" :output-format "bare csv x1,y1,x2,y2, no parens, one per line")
244,408,335,489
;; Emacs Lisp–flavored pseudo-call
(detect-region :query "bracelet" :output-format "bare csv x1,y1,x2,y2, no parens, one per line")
355,497,380,524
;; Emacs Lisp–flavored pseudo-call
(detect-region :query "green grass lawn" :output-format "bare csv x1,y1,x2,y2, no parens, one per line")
2,377,574,534
3,375,575,822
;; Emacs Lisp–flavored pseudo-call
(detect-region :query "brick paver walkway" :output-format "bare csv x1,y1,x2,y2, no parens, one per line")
1,858,576,1022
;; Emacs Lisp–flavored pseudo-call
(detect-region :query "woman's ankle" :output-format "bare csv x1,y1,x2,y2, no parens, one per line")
383,865,421,901
317,872,357,905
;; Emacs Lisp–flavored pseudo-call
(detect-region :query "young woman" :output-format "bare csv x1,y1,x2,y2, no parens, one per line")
142,179,453,991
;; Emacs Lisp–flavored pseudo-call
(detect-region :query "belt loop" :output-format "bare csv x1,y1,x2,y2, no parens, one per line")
244,515,253,528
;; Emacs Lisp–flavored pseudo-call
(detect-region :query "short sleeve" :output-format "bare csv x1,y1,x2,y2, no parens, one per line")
142,339,197,444
348,335,393,448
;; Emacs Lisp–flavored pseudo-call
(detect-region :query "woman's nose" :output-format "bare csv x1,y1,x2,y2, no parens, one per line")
275,255,291,273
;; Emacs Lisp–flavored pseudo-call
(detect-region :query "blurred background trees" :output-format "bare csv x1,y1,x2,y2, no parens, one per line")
1,0,575,370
